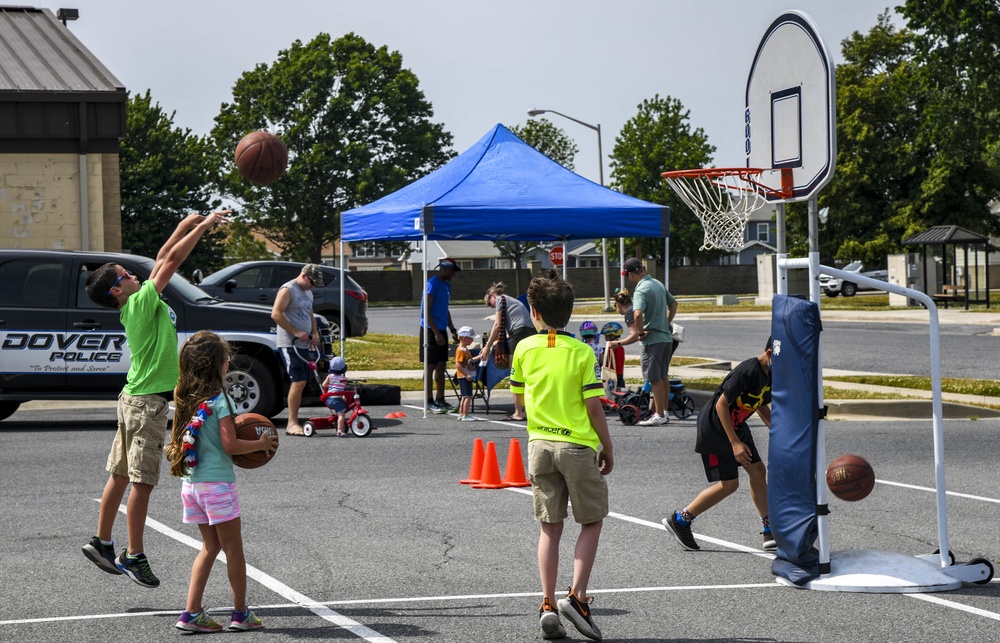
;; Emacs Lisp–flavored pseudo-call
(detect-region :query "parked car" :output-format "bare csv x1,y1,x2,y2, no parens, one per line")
0,250,334,422
193,261,368,339
820,261,889,297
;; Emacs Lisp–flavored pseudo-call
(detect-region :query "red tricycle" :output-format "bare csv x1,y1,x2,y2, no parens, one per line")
302,384,374,438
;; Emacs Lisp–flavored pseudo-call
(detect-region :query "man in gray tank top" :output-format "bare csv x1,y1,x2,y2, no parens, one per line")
272,264,322,435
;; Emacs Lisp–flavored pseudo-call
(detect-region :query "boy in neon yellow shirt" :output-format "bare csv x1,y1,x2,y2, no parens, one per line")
510,272,613,642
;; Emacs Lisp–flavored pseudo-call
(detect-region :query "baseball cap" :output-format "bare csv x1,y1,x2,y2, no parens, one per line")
457,325,475,338
302,264,325,286
436,258,461,271
329,356,347,374
621,257,643,276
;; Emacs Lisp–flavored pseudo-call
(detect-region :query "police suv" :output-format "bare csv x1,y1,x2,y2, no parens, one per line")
0,250,333,422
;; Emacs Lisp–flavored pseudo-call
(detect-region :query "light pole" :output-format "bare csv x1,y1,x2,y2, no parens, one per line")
527,109,613,312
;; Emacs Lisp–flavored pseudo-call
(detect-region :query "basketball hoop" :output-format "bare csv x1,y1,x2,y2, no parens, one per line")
661,167,792,252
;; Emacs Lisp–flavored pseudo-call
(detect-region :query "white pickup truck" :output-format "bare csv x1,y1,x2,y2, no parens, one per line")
819,261,889,297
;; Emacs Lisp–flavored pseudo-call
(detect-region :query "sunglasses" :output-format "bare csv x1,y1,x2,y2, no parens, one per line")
107,269,132,295
305,275,317,286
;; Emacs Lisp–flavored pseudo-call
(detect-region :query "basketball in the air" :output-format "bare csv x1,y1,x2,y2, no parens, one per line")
234,130,287,185
826,454,875,501
232,413,279,469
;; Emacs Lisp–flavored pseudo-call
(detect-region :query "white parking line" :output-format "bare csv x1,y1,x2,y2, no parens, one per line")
131,509,398,642
877,479,1000,504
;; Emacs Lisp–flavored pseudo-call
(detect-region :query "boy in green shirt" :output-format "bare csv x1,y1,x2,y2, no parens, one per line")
82,211,229,588
510,272,614,641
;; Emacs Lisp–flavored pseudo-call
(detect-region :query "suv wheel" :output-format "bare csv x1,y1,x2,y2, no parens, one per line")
318,312,346,341
226,355,280,418
842,282,858,297
0,401,21,422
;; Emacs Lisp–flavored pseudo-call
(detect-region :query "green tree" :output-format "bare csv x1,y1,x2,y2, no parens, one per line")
609,94,716,265
815,13,924,265
211,33,454,263
224,219,274,263
509,118,578,170
119,90,224,275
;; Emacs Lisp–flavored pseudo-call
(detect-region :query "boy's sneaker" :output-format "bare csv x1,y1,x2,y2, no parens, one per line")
557,590,601,641
82,536,123,575
228,608,264,631
662,512,700,550
762,528,777,551
459,415,478,422
539,598,567,640
638,413,669,426
116,550,160,588
176,610,222,633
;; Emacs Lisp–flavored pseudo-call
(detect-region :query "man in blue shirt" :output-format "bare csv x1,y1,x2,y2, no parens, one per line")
420,258,460,413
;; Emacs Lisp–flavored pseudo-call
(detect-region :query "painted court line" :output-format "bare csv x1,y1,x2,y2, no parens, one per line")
133,505,398,643
877,479,1000,504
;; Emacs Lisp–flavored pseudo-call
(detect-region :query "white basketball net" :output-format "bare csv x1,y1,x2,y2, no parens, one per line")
662,169,770,252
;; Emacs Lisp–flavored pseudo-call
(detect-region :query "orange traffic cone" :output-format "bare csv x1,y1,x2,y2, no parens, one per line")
460,438,485,484
472,441,504,489
501,438,531,488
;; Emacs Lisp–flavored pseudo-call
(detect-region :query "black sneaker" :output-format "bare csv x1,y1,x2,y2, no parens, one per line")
427,400,447,414
557,590,601,641
762,529,777,551
82,536,123,575
538,598,567,640
116,550,160,588
436,400,457,413
662,512,700,550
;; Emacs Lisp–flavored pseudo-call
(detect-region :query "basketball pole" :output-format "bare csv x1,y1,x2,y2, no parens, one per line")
775,202,787,296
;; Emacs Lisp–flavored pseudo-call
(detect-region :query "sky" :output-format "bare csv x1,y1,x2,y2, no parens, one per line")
61,0,898,186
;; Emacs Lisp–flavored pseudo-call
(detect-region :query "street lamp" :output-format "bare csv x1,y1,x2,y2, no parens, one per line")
527,109,613,312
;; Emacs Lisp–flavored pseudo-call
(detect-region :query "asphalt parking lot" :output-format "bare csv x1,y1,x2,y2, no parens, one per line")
2,398,1000,643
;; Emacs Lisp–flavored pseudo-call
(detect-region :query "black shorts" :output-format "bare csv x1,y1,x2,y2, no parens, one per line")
418,326,450,364
700,425,761,482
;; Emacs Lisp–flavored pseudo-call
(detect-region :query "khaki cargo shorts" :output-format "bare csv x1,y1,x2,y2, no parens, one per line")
106,392,170,486
528,440,608,525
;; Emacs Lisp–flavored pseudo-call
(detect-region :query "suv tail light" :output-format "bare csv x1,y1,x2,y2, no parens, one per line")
346,289,368,302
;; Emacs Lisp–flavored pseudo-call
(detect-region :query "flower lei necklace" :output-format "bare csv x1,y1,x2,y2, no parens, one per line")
181,400,214,470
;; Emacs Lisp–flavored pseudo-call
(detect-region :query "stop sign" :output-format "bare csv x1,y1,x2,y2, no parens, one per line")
549,245,564,266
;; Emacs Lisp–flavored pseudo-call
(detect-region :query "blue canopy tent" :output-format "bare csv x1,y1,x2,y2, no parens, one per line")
339,123,670,415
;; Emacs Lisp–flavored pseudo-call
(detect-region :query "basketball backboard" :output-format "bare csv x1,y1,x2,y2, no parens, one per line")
745,11,836,202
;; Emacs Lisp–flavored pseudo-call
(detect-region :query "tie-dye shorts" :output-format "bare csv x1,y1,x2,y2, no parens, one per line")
181,481,241,526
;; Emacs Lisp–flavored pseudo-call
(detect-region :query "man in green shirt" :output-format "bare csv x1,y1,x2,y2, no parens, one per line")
82,211,229,589
623,257,678,426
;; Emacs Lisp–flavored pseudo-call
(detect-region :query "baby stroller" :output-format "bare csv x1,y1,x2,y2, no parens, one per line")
617,379,696,425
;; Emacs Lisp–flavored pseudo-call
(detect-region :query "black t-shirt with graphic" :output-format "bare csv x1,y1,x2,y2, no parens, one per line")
695,356,771,455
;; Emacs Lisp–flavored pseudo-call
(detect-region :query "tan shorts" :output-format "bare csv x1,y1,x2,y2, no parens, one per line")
528,440,608,525
106,392,170,486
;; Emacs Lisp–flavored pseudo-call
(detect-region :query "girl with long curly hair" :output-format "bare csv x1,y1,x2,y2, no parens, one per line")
164,331,277,633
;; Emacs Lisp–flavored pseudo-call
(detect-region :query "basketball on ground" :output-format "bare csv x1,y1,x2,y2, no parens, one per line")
232,413,279,469
234,130,287,185
826,454,875,501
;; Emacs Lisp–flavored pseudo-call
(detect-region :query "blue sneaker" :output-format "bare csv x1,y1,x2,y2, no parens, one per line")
116,550,160,588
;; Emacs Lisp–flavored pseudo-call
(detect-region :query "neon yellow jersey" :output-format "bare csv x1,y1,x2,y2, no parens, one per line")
121,280,179,395
509,329,604,452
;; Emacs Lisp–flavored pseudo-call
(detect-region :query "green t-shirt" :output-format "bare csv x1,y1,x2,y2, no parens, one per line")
509,329,605,452
121,280,179,396
632,275,676,346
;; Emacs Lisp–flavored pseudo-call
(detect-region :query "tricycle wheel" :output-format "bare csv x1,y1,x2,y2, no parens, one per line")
302,421,316,438
619,404,640,426
673,394,696,419
351,414,373,437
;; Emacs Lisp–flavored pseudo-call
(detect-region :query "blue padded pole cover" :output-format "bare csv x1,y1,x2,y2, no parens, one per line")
769,294,822,584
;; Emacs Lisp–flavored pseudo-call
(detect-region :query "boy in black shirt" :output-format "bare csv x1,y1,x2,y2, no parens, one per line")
663,336,774,551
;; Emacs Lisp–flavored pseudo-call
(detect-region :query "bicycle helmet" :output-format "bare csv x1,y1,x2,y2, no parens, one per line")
600,321,623,339
579,321,598,337
329,356,347,374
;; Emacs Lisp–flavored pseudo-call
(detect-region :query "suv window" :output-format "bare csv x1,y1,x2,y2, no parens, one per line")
233,266,270,288
0,259,64,308
270,266,300,287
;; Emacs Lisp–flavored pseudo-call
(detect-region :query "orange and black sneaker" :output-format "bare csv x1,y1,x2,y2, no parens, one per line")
538,598,566,640
557,590,601,641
